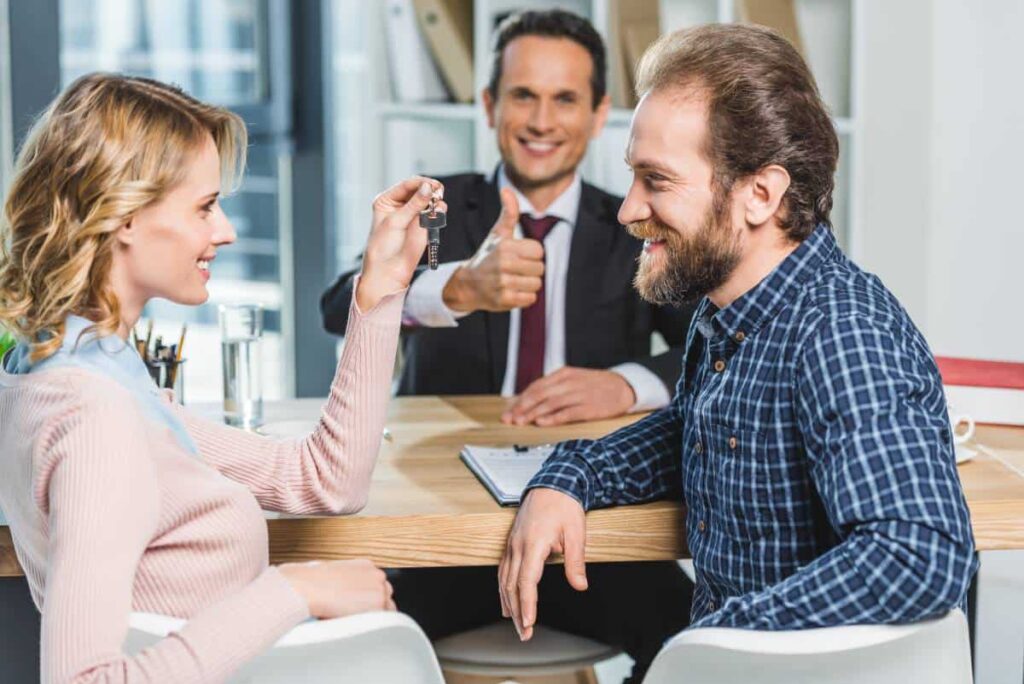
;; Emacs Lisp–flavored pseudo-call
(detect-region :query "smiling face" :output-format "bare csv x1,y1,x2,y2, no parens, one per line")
112,135,236,311
484,35,609,194
619,87,744,306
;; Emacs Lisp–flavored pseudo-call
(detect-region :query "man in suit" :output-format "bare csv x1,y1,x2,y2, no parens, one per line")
321,11,694,682
320,9,695,428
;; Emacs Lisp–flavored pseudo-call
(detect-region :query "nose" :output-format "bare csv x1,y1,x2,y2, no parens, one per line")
212,211,237,246
618,180,651,226
527,98,556,134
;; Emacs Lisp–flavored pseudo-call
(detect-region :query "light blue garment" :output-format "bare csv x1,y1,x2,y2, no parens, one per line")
3,315,199,455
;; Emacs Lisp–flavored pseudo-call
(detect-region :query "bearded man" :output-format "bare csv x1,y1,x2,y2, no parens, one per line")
498,22,978,648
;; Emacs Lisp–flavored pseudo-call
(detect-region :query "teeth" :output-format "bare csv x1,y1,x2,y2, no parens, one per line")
197,260,209,271
524,141,556,152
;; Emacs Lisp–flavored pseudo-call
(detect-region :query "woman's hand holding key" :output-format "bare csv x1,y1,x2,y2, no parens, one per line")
356,176,446,312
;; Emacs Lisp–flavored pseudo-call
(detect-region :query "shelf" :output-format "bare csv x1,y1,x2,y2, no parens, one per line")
376,102,477,122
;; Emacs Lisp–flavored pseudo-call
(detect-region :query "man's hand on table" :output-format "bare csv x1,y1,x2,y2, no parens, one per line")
502,367,636,426
499,488,588,640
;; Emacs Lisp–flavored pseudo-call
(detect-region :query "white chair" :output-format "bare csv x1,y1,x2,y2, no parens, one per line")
434,620,621,683
125,611,445,683
643,609,973,684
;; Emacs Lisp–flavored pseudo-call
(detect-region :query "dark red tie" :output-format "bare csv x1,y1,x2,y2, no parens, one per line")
515,214,560,394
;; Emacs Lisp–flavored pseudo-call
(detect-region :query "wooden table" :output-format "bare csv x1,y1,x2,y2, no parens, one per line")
3,396,1024,577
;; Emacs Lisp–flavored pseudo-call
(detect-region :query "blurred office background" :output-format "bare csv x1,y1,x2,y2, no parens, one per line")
1,0,1020,408
0,1,1021,680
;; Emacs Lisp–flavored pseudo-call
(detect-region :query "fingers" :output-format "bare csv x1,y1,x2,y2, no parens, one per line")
562,526,589,592
517,544,548,639
382,178,443,232
502,369,574,424
503,546,525,638
374,176,441,210
535,405,588,427
491,187,520,239
498,553,511,618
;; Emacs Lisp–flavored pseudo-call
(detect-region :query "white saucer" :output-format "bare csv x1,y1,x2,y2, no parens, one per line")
256,420,318,438
954,443,977,465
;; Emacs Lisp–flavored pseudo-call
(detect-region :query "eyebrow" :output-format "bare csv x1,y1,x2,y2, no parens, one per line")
624,155,677,176
198,191,220,202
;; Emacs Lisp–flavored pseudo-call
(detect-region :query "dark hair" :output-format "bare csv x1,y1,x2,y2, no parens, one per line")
487,9,607,109
636,24,839,240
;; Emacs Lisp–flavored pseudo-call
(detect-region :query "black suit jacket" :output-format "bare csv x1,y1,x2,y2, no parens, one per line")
320,172,696,396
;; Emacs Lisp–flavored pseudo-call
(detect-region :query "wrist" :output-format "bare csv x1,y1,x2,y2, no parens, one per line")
278,564,318,617
442,267,474,313
356,269,402,312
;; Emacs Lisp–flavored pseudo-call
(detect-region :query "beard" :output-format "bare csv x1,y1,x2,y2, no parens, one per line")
627,206,741,307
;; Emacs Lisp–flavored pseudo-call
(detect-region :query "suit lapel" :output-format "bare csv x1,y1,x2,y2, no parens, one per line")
564,184,617,367
468,171,509,392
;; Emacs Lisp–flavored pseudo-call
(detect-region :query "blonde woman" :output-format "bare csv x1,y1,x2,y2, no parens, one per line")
0,73,444,682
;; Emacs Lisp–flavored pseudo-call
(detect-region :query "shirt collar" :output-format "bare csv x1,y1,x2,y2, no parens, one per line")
697,224,838,342
497,164,582,227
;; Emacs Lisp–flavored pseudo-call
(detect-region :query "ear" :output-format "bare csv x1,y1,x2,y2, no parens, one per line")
589,94,612,140
115,218,137,247
482,87,496,129
742,164,791,227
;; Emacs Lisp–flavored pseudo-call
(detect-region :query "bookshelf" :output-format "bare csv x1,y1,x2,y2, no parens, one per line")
327,0,862,267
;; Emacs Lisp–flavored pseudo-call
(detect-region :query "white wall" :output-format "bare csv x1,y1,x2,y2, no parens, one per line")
925,0,1023,361
859,0,1022,362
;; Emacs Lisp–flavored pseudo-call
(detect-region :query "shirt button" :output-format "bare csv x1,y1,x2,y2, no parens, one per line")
735,331,746,342
697,520,706,532
694,441,703,454
728,436,738,450
709,600,716,611
714,359,726,372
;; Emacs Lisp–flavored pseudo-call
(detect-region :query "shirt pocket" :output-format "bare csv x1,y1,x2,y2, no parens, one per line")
708,422,785,542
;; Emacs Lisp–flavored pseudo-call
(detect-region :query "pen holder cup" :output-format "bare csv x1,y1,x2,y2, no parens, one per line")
147,359,186,404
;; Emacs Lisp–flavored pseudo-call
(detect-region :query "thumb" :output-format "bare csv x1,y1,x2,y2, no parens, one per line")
388,179,437,232
562,529,589,592
491,187,520,239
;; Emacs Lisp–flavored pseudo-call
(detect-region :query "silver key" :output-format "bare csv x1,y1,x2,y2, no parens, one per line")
420,196,446,270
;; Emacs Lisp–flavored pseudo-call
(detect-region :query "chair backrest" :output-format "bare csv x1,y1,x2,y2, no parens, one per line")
125,611,446,684
643,610,973,684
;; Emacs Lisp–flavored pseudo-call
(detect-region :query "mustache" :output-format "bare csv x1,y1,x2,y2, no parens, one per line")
625,220,675,242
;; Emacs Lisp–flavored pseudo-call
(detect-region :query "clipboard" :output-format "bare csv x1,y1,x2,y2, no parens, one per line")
459,443,556,506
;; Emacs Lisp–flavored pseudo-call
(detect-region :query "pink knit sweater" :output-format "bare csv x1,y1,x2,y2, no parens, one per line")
0,290,404,683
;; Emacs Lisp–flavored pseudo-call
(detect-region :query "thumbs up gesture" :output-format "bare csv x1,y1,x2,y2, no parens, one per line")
442,188,546,313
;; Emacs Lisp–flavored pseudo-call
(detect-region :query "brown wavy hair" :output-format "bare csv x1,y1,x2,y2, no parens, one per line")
636,24,839,240
0,73,246,362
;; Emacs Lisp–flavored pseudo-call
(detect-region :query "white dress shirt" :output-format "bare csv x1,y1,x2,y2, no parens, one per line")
403,167,670,411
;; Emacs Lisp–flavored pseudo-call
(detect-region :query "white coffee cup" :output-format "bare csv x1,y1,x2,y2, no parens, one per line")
948,408,975,445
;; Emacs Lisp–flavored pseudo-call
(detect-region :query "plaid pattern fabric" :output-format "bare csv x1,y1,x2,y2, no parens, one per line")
528,225,978,630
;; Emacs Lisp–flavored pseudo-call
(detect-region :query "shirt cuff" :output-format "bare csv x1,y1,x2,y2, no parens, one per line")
610,362,672,412
524,442,595,510
403,261,471,327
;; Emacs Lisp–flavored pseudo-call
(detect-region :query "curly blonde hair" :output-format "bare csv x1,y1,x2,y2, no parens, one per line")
0,73,247,362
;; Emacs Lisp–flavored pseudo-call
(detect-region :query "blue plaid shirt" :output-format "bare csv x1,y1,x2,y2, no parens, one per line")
528,225,978,630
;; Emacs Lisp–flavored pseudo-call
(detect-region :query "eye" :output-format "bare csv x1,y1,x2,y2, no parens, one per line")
556,93,578,105
200,198,217,216
643,174,669,190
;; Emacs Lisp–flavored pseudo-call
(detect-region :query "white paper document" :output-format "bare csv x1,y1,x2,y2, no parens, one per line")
459,444,556,506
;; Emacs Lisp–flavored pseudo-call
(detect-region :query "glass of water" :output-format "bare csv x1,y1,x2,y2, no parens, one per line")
219,304,263,429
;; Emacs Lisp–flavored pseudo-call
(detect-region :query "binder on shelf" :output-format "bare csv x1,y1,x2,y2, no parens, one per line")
384,0,449,103
412,0,474,103
608,0,660,108
936,355,1024,427
736,0,804,55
